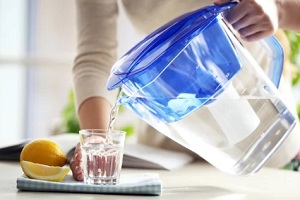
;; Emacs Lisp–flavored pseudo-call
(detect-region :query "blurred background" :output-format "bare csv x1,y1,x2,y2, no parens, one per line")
1,0,300,146
0,0,143,146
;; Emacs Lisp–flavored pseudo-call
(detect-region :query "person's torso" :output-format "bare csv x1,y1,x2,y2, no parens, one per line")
121,0,214,34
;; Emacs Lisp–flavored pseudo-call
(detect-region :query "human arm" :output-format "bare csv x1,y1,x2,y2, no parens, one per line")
214,0,300,41
71,0,118,181
73,0,119,129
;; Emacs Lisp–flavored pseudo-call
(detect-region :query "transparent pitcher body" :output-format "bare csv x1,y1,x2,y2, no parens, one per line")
117,20,295,176
108,4,296,175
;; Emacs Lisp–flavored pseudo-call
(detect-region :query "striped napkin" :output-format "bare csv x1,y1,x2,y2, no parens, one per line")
17,173,162,196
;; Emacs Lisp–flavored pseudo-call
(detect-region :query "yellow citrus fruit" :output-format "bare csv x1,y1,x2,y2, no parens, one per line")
20,139,67,167
21,161,70,182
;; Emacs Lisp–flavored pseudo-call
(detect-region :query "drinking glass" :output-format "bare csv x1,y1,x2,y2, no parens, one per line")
79,129,126,185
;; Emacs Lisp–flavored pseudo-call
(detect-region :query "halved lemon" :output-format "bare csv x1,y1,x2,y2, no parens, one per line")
21,161,70,182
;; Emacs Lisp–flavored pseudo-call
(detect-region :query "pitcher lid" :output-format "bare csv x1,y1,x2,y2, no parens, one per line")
107,3,237,90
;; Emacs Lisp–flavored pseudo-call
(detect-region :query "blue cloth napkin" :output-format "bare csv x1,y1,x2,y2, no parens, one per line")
17,173,162,196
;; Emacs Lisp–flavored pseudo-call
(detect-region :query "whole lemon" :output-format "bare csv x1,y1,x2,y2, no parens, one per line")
20,139,67,167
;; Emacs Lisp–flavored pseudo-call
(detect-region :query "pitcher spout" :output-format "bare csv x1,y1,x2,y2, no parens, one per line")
117,89,131,105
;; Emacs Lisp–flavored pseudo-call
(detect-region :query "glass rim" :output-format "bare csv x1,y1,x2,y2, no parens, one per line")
79,129,126,136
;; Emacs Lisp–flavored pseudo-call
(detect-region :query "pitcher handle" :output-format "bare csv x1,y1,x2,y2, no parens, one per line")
218,3,284,88
260,36,284,88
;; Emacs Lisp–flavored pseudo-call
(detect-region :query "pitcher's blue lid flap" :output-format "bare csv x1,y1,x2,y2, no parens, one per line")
107,3,237,90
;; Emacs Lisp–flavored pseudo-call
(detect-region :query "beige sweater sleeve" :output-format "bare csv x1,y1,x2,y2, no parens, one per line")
73,0,119,112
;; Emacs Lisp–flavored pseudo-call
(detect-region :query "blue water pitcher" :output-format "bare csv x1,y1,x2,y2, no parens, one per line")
107,3,295,175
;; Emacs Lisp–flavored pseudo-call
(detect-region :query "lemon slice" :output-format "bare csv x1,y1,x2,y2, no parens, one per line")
21,161,70,182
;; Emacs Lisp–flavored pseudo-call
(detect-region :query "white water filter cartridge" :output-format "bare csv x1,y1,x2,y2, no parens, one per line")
206,83,260,144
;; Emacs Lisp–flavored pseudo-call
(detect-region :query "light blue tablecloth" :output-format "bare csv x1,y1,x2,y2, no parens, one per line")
17,173,162,196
